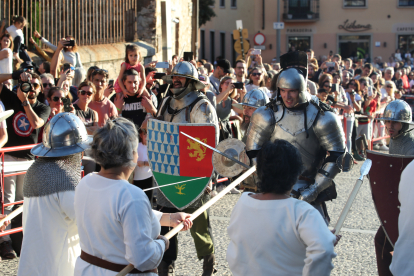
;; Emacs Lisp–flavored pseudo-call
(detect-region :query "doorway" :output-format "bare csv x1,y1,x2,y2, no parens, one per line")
338,35,371,60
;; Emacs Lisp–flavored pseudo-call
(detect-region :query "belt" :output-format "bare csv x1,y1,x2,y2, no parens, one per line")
80,250,157,274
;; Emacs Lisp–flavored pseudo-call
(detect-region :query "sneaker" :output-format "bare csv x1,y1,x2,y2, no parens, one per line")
0,241,17,259
377,144,389,151
373,144,380,150
229,187,241,194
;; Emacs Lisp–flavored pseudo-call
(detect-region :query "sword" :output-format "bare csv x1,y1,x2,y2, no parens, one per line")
333,159,372,235
180,132,251,170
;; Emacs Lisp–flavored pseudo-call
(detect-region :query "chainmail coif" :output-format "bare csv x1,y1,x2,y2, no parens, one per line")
389,131,414,156
23,153,82,198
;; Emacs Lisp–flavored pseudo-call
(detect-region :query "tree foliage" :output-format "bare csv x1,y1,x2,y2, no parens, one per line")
199,0,216,27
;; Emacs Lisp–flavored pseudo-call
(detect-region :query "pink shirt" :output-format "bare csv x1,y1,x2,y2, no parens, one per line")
88,97,118,127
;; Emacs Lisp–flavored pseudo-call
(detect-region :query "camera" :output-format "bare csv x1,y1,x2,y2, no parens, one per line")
350,90,356,95
154,72,166,79
233,82,244,89
20,82,33,93
67,40,75,47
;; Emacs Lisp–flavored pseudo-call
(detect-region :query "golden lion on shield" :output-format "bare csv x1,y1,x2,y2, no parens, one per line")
187,138,207,161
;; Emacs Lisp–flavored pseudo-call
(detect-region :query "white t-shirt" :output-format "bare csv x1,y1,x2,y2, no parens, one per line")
227,193,336,276
390,160,414,276
134,142,153,181
74,173,164,275
0,48,13,74
6,25,24,44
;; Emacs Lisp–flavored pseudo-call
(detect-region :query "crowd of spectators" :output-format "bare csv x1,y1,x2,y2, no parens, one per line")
0,14,413,261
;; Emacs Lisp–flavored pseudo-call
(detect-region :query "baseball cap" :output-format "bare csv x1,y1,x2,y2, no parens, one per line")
198,74,210,85
216,59,232,74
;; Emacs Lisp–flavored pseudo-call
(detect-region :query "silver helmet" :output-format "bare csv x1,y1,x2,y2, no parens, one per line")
232,88,270,110
163,61,206,99
377,100,414,125
276,67,311,105
31,113,91,157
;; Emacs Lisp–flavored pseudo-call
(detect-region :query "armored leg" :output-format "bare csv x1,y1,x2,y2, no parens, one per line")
374,226,393,276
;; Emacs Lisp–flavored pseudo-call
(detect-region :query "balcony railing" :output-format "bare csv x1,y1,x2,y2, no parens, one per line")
282,0,320,22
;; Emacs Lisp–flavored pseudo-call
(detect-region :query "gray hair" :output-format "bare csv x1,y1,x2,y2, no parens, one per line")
385,67,394,75
40,73,55,84
88,117,138,170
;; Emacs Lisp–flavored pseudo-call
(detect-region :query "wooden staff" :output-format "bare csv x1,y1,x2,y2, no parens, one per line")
0,205,24,226
116,166,256,276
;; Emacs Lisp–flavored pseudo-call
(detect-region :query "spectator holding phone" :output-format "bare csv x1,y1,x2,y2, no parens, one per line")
6,16,32,64
0,71,50,258
114,44,146,98
246,67,271,98
89,69,118,126
34,32,84,86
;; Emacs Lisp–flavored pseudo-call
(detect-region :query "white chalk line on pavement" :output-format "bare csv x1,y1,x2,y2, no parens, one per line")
209,216,376,235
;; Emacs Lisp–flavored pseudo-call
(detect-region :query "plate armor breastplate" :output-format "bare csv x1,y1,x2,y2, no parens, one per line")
270,102,325,178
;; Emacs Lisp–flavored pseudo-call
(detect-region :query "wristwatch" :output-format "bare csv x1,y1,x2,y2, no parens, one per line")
22,100,29,107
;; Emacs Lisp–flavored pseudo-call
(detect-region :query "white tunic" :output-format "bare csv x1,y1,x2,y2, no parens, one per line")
18,191,80,276
390,160,414,276
134,142,152,181
74,173,165,276
227,193,336,276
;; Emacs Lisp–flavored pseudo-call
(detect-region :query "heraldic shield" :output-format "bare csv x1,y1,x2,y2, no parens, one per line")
366,150,414,246
147,119,217,210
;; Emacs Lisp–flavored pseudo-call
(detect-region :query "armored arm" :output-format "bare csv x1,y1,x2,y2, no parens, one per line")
243,107,275,189
299,111,346,203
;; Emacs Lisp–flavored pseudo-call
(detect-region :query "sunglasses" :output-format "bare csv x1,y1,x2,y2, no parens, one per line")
324,84,332,88
251,73,262,77
51,96,65,102
79,90,94,96
43,83,53,88
386,85,393,88
360,83,366,86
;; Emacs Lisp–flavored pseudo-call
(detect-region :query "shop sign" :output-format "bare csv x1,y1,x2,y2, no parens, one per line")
392,23,414,33
338,20,371,32
286,28,315,34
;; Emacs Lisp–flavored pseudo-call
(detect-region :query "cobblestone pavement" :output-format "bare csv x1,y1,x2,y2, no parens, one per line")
0,161,382,275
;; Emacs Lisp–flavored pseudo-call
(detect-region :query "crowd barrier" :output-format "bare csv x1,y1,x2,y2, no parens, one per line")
0,144,38,237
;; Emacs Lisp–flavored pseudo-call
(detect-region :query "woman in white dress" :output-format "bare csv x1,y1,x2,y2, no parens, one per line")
74,118,192,275
227,140,338,276
0,34,14,89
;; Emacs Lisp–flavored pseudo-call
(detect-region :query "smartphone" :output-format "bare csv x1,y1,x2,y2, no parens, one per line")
252,49,261,55
155,62,170,69
108,79,114,87
329,50,333,56
326,62,335,68
233,82,244,89
183,52,194,62
154,72,166,79
63,63,71,72
331,83,338,93
62,98,72,112
67,40,75,47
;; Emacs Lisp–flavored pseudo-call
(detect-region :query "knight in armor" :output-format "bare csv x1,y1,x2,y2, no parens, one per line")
17,113,90,276
157,61,219,276
244,51,347,224
374,99,414,276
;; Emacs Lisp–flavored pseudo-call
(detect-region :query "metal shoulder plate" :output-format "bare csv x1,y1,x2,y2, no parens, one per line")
245,106,275,151
190,99,219,142
313,108,346,152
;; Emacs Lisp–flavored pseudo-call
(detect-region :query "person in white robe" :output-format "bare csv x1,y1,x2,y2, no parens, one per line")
390,160,414,276
74,117,192,275
227,140,338,276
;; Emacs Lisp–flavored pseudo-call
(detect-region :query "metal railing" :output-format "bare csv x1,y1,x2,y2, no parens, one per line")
283,0,320,21
0,0,138,47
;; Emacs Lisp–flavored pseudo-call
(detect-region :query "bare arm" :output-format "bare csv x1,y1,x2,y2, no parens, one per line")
0,127,8,148
0,73,12,86
50,39,66,77
216,83,234,104
138,64,146,94
29,37,52,62
0,49,11,60
117,63,128,95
